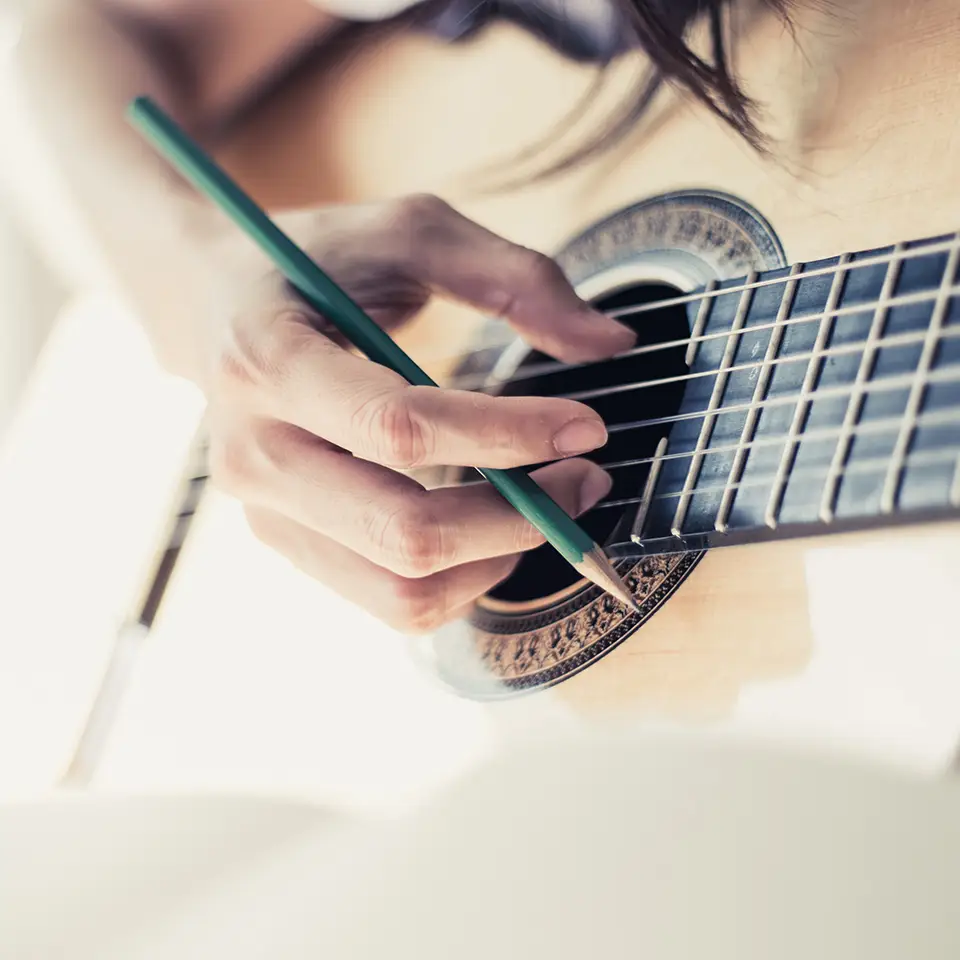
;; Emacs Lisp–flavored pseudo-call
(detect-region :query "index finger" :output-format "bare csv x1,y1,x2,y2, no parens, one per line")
229,309,609,470
376,194,637,363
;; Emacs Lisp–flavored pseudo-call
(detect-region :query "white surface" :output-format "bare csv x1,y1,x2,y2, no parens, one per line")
94,486,496,811
718,540,960,772
0,7,65,433
0,294,203,789
2,737,960,959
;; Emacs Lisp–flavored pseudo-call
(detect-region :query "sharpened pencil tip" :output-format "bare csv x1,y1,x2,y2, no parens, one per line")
576,546,641,614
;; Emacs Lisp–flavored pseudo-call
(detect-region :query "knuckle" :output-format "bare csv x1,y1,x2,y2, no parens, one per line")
478,397,528,454
371,500,447,577
511,517,545,554
388,193,450,231
389,576,445,635
214,307,302,395
357,393,434,470
517,249,563,292
379,194,453,257
494,248,564,320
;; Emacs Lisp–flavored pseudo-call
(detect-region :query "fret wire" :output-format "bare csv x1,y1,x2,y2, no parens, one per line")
446,274,960,393
560,319,960,404
685,279,717,367
669,273,756,537
606,362,960,436
630,436,668,543
603,235,960,321
819,245,905,522
763,255,851,528
880,242,960,513
600,404,960,476
451,404,960,494
715,264,801,533
594,444,960,513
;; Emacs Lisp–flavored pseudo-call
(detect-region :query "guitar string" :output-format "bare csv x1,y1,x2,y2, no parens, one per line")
591,444,960,513
452,398,960,490
155,236,960,529
450,385,960,519
880,242,960,513
571,334,955,405
817,248,906,523
421,237,960,385
714,262,805,532
604,235,960,318
445,280,960,392
598,375,960,472
163,327,960,519
667,265,758,538
570,310,960,516
585,347,960,436
516,293,960,401
759,256,850,529
595,245,956,516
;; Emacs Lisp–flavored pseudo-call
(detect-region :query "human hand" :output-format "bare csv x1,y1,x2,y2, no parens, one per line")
205,195,635,632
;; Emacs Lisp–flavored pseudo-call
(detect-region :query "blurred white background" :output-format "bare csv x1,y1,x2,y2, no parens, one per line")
0,3,63,435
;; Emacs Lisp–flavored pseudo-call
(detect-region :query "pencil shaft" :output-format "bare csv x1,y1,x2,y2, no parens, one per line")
128,97,606,571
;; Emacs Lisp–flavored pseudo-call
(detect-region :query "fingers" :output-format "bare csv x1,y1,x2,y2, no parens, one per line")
217,310,609,470
376,194,637,362
209,193,633,637
245,506,520,635
213,423,612,578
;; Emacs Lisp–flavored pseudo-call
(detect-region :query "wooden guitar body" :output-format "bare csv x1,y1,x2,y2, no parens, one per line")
215,0,960,726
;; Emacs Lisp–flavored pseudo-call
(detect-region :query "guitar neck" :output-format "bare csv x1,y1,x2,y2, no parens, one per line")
133,230,960,577
615,231,960,555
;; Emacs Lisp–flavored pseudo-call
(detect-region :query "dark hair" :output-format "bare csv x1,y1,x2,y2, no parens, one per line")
615,0,785,145
243,1,791,187
403,0,791,184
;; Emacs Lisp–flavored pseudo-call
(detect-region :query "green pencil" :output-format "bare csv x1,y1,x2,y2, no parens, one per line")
127,96,639,614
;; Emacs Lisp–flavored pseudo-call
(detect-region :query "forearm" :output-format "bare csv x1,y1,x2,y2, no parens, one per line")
16,0,234,383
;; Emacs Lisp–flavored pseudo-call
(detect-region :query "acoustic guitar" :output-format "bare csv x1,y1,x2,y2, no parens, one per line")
61,0,960,780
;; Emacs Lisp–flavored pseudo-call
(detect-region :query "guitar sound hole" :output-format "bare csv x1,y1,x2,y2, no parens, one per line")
487,282,690,604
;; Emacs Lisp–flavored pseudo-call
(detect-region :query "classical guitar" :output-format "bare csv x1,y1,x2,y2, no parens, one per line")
62,0,960,777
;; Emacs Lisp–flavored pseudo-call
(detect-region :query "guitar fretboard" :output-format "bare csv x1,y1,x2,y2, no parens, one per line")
617,233,960,553
479,230,960,559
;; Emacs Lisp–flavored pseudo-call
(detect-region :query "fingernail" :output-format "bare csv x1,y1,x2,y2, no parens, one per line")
553,417,608,456
579,469,614,514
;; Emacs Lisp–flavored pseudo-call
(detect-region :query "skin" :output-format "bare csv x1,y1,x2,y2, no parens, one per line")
16,0,636,633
